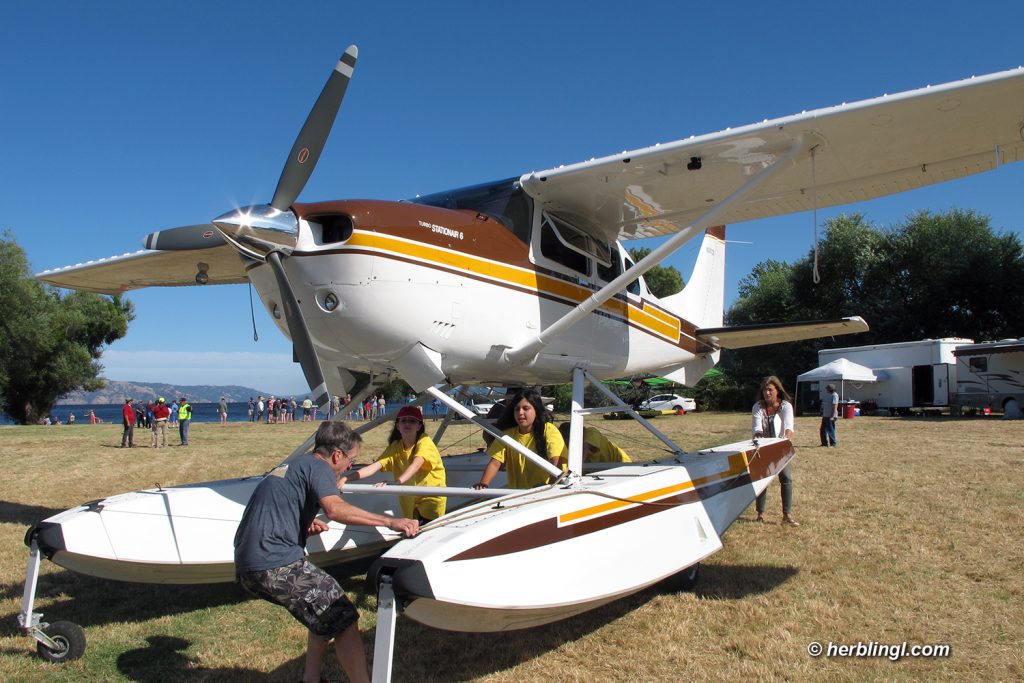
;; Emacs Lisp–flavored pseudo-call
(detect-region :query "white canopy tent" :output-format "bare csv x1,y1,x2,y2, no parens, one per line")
796,358,879,408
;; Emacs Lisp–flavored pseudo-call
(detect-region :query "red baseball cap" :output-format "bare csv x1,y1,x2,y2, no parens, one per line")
396,405,423,422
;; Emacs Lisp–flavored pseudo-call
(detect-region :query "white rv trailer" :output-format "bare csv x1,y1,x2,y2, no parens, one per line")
806,338,973,414
952,339,1024,416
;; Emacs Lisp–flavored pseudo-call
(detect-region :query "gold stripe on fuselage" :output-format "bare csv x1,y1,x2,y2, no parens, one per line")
342,231,688,345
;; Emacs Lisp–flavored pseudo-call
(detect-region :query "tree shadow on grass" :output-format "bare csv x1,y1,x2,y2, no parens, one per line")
117,635,350,682
693,561,799,600
1,562,378,636
0,570,250,636
4,563,798,679
376,562,798,681
117,636,271,682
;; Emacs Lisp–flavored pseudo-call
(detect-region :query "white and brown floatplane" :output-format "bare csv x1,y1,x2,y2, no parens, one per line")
369,435,793,634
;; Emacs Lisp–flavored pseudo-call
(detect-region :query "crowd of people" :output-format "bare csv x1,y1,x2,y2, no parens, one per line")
245,395,353,423
120,396,191,448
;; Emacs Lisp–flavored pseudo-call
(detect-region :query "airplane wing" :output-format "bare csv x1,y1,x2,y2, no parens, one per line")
520,67,1024,242
35,244,249,294
696,317,869,350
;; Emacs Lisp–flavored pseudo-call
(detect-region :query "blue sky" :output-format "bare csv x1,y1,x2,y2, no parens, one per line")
3,2,1022,395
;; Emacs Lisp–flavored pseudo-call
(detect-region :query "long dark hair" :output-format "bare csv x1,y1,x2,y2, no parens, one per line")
496,388,550,459
757,375,792,409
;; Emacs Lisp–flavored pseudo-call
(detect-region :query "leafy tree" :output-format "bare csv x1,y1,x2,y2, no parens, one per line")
0,232,134,424
724,259,816,388
720,209,1024,401
627,248,684,298
873,209,1024,342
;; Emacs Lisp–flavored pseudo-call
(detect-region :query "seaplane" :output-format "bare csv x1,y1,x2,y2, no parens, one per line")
21,42,1024,676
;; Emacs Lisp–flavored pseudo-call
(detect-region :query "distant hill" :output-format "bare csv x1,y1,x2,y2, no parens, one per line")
57,380,274,405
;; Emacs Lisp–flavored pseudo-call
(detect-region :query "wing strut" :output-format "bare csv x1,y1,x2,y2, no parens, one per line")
502,135,808,366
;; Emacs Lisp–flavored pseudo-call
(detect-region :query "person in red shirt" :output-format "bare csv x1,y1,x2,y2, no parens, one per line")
120,399,135,448
151,397,171,448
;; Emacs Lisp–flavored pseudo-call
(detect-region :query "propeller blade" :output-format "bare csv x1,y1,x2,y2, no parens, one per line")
143,224,225,251
270,45,358,211
265,251,331,410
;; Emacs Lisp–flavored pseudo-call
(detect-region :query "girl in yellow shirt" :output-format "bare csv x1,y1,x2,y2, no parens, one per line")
475,388,566,489
557,423,632,463
345,405,446,522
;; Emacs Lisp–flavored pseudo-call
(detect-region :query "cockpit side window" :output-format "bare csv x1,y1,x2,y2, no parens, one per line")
539,217,589,275
623,254,643,296
597,244,623,283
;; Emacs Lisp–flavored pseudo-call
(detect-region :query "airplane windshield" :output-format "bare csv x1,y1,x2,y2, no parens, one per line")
410,178,533,244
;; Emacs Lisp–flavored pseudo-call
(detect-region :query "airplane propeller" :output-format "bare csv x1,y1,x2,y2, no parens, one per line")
144,45,360,410
271,45,358,211
142,224,224,250
140,45,358,254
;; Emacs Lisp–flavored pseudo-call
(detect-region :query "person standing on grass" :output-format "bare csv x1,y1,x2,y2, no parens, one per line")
820,383,839,447
151,397,170,448
178,397,192,446
234,421,419,683
120,398,135,448
751,376,798,526
218,397,229,424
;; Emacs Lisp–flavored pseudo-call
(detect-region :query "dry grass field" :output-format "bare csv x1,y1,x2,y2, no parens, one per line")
0,412,1022,681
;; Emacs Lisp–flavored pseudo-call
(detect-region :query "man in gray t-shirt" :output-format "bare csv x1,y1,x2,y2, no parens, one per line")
819,384,839,447
234,421,418,683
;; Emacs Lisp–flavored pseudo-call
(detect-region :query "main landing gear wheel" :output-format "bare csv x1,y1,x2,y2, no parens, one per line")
664,563,700,592
35,621,86,663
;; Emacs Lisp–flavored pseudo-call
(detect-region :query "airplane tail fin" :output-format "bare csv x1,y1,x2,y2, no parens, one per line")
659,225,725,330
654,226,726,386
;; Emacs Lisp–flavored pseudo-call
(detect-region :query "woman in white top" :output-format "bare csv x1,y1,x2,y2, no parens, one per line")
751,375,798,526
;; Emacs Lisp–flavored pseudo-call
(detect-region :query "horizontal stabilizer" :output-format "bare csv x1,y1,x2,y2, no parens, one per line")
696,316,868,350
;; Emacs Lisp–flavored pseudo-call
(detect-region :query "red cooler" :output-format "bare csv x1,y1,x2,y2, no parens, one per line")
843,402,856,419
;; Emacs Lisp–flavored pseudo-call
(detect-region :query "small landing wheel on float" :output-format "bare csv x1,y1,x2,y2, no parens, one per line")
35,621,86,663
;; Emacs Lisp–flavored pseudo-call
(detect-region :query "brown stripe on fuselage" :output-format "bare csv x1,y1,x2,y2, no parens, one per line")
291,199,706,353
445,440,793,562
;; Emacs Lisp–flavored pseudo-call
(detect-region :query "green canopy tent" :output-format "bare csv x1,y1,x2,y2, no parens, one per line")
605,368,721,386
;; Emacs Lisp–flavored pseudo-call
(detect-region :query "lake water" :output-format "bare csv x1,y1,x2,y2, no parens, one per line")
1,401,451,426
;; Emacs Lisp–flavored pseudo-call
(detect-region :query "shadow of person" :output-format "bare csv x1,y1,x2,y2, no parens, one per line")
117,635,269,682
0,501,65,526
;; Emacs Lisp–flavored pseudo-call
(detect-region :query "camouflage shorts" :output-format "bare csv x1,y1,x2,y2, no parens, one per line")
237,558,358,638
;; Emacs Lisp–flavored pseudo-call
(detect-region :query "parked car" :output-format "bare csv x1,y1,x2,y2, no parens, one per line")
638,394,696,412
467,398,497,416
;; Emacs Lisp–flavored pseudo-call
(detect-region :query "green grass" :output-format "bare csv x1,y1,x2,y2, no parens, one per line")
1,414,1022,681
